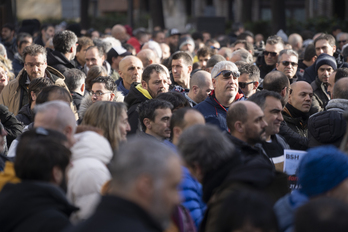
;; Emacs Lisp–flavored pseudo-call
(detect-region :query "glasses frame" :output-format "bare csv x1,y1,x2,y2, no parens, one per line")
214,70,240,79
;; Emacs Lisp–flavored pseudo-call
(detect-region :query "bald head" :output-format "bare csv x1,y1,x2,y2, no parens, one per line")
112,24,127,42
137,49,157,67
118,56,144,90
189,70,214,104
288,81,313,112
263,71,290,104
333,77,348,99
288,33,303,51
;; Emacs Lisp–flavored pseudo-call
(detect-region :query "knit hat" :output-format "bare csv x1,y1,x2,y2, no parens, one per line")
298,145,348,197
315,53,337,74
178,36,195,50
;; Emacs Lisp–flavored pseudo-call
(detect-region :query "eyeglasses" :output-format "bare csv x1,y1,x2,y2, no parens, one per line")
339,40,347,44
210,46,220,50
239,81,256,88
280,61,298,67
90,90,112,97
214,70,240,79
263,51,278,57
24,62,45,68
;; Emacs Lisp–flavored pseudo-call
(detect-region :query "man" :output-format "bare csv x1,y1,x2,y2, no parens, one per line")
125,64,170,134
308,78,348,147
0,128,78,232
327,67,348,97
256,35,285,79
338,32,348,50
311,53,337,113
34,24,55,47
185,70,213,107
137,49,157,68
263,71,290,105
152,30,165,44
111,24,128,43
279,81,313,149
107,46,131,81
117,56,143,96
248,91,290,171
84,45,112,76
195,61,244,132
288,33,303,53
138,99,173,141
0,44,67,115
276,49,299,83
205,54,226,73
217,47,233,61
166,28,181,55
66,137,181,232
141,41,162,64
74,37,94,70
64,69,86,110
178,36,195,55
238,63,260,98
196,46,214,70
297,43,316,80
160,43,170,60
47,30,78,74
12,33,33,76
171,51,193,90
232,39,254,55
1,23,16,60
230,48,253,63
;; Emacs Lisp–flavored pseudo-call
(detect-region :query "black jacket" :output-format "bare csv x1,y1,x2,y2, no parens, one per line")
0,182,78,232
0,104,23,149
47,48,76,75
64,195,163,232
124,83,150,135
310,77,330,114
16,103,34,126
256,55,276,79
71,92,83,111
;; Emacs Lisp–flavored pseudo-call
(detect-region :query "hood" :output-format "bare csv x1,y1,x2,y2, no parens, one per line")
0,182,78,232
71,131,113,164
256,55,275,73
46,48,74,68
124,82,150,107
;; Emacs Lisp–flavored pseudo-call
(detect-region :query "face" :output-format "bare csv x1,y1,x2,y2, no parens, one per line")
238,73,256,98
181,43,194,53
24,54,47,81
18,37,33,56
288,82,313,113
212,68,239,103
233,43,246,51
243,104,268,145
44,26,55,40
147,108,172,139
119,109,131,141
0,67,9,88
263,96,283,137
195,80,214,103
160,44,170,60
171,59,191,86
76,45,89,65
143,72,169,98
315,39,336,56
154,32,165,43
198,55,210,69
276,54,298,79
85,48,104,69
119,57,143,90
150,156,182,228
91,83,114,103
264,43,283,66
317,64,334,83
338,35,348,50
1,27,13,42
327,71,336,98
168,35,179,46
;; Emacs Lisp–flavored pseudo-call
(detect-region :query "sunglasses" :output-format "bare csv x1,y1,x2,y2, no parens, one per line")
280,61,298,67
210,46,220,50
339,40,347,44
214,70,240,79
239,81,256,88
263,51,277,57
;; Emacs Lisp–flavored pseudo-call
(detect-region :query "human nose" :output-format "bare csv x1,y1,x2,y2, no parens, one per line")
126,121,131,132
278,112,284,121
262,119,268,128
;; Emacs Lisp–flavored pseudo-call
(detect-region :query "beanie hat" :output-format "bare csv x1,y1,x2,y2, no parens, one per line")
315,53,337,74
178,36,195,50
298,145,348,197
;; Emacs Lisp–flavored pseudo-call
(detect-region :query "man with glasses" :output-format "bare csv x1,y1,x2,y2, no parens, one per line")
276,49,299,84
238,63,260,98
338,33,348,51
195,61,245,132
256,35,284,79
0,44,67,115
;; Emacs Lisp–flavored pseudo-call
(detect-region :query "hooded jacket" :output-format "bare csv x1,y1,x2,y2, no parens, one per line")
68,131,113,223
0,181,78,232
256,54,276,79
194,90,244,132
47,48,76,75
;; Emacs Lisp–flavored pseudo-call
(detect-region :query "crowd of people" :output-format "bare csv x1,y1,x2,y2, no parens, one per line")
0,19,348,232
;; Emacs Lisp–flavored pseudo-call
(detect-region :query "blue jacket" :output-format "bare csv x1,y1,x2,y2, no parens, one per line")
179,167,206,229
116,79,129,96
194,90,244,132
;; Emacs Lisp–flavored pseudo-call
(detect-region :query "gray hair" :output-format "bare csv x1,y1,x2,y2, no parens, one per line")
102,36,121,48
53,30,78,54
34,100,76,135
178,124,236,175
278,49,299,62
0,44,7,57
231,49,253,63
23,44,47,62
109,137,178,190
144,41,162,61
211,61,239,79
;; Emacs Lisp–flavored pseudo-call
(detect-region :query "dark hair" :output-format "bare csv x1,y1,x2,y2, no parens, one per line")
226,102,248,132
86,45,104,58
91,76,117,92
28,78,52,105
171,51,193,66
17,32,32,48
23,44,47,62
64,69,86,92
15,128,71,182
263,71,290,93
77,36,94,52
304,43,316,62
216,190,279,232
334,68,348,83
333,78,348,99
233,40,254,55
238,63,260,82
156,92,190,110
266,35,285,47
36,86,72,105
237,31,254,40
152,30,164,39
137,99,173,132
169,107,200,135
197,46,214,58
191,32,204,41
248,90,283,108
142,64,167,83
343,46,348,62
53,30,77,54
41,24,54,32
2,23,15,31
314,33,336,48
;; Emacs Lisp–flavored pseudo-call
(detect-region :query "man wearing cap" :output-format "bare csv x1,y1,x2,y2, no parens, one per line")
178,36,195,55
311,53,337,113
274,145,348,232
107,46,132,81
166,28,181,55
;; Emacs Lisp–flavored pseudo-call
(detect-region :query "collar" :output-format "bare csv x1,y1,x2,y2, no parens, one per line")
135,84,152,99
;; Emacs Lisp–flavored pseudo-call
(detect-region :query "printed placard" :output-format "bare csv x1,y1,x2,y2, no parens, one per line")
283,149,307,190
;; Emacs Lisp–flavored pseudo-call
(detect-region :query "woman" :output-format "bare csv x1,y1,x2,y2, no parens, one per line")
81,101,130,151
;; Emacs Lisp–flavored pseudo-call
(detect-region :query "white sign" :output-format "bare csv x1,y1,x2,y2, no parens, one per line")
283,149,307,175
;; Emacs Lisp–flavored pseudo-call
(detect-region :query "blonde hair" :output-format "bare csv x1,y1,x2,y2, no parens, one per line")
81,101,127,151
86,65,107,91
0,61,14,81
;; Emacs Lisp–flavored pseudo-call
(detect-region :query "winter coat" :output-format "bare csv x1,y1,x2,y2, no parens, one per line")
194,90,244,132
16,103,33,126
63,195,163,232
281,106,308,139
68,131,113,223
12,53,24,77
0,104,23,149
0,181,78,232
71,92,83,111
255,55,276,79
310,77,330,114
47,48,76,75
